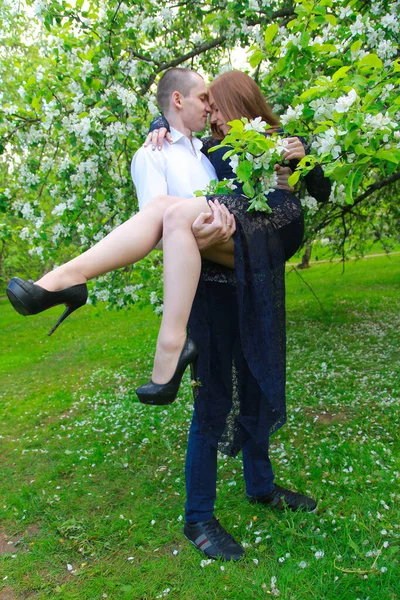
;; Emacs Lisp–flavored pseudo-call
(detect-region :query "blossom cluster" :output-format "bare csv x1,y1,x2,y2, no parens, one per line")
208,117,289,213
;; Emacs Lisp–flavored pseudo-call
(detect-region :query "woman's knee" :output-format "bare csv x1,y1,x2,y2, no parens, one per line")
163,201,193,233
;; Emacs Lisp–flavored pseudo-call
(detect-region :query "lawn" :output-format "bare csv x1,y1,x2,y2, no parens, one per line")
0,255,399,600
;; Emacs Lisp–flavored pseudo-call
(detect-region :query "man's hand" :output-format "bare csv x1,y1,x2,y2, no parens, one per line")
192,199,236,251
143,127,172,150
274,164,295,192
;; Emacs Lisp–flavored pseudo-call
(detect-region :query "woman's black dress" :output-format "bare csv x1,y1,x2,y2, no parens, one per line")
188,140,331,456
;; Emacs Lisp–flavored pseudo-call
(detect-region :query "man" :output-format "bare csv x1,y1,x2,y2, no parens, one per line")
131,68,316,562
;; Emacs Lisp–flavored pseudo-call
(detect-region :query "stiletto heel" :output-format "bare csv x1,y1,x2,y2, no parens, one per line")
47,305,80,336
6,277,88,336
136,337,198,406
189,356,198,382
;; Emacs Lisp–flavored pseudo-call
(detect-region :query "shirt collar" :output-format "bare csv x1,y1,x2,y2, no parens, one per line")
170,127,203,151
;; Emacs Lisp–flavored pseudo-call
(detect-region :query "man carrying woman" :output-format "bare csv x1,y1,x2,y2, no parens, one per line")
7,67,331,560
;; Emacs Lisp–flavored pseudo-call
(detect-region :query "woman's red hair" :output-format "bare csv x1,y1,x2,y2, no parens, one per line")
209,70,280,139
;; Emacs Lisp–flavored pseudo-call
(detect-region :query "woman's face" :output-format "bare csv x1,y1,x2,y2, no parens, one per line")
208,91,230,136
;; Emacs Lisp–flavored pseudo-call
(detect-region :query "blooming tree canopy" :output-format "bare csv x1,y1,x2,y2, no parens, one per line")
0,0,399,306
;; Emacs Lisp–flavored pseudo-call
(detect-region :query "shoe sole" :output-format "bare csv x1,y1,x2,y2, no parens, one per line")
6,285,30,316
184,533,245,561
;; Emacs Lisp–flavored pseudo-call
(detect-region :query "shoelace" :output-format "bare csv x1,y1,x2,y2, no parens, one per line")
203,518,236,545
272,485,302,505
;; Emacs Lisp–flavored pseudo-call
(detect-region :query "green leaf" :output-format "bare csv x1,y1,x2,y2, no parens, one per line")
249,49,263,68
354,144,370,156
227,119,244,133
264,23,279,46
237,160,253,183
332,164,353,181
242,180,255,198
326,58,343,67
325,14,337,26
358,53,383,70
375,149,400,164
286,19,298,30
332,66,351,82
312,43,337,54
31,97,41,111
288,171,301,186
299,87,323,100
344,129,359,151
222,149,237,160
351,40,363,53
91,78,102,92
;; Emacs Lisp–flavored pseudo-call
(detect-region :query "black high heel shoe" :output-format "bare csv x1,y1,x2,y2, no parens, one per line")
136,337,198,406
6,277,88,336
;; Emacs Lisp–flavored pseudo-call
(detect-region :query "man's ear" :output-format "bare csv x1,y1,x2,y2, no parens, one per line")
171,91,183,109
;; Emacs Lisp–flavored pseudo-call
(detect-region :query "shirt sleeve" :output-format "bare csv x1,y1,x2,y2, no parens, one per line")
131,146,168,210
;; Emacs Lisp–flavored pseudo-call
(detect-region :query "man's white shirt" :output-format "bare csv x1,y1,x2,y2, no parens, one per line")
131,127,217,209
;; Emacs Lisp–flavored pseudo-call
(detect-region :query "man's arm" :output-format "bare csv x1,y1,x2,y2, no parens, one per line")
131,146,168,209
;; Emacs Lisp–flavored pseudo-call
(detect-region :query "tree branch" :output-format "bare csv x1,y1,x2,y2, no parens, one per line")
313,172,400,233
139,36,227,94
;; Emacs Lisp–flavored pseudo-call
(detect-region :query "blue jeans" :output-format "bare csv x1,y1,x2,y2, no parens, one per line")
185,411,275,523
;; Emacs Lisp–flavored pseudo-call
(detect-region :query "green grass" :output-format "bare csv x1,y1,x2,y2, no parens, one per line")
0,255,399,600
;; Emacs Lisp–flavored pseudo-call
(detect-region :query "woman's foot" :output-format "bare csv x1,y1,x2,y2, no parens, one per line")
36,268,87,292
6,277,88,336
136,337,198,406
151,334,188,384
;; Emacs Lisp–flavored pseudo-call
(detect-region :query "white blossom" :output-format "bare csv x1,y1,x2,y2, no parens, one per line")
364,112,396,132
99,56,113,74
301,195,318,214
334,89,358,114
311,128,341,159
249,0,260,11
280,104,304,125
52,202,67,217
244,117,267,133
350,14,365,37
32,0,48,16
381,14,399,32
80,60,94,79
19,227,30,240
309,97,335,121
376,39,397,60
229,155,239,173
270,576,280,596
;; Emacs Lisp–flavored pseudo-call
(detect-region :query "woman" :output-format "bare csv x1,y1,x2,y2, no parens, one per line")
6,71,329,412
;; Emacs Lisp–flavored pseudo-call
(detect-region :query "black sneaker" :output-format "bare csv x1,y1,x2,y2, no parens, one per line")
184,517,245,561
247,484,317,512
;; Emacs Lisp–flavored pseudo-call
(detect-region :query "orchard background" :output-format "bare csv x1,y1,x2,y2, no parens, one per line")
0,0,399,309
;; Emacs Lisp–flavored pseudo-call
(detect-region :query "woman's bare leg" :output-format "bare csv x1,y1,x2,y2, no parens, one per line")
36,195,186,291
151,197,234,383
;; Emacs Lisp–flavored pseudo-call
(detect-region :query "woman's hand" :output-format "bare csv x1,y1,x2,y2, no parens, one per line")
143,127,172,150
282,137,305,161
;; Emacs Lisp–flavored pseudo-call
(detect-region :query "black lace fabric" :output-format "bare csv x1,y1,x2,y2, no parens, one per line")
189,191,295,456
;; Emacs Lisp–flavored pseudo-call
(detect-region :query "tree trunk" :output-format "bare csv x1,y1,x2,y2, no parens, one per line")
297,243,312,269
